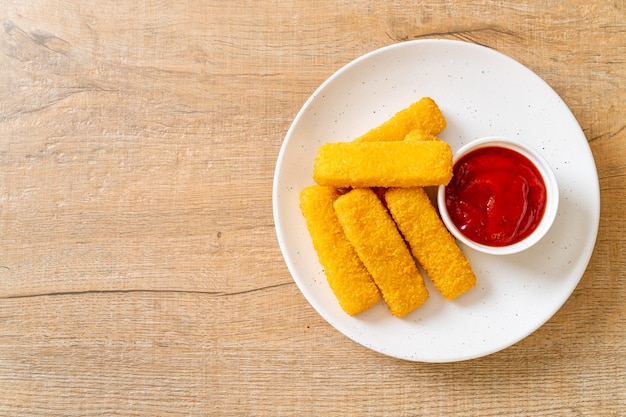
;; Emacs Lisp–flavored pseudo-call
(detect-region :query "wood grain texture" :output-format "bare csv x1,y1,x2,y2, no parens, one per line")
1,1,624,416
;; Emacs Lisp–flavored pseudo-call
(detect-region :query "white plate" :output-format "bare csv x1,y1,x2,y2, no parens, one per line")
272,39,600,362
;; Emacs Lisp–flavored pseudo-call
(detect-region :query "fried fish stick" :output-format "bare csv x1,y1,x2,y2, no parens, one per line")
300,186,381,315
385,187,476,300
333,188,429,317
354,97,446,142
313,140,453,188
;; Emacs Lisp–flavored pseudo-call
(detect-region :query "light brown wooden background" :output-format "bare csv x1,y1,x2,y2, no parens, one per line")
1,1,624,416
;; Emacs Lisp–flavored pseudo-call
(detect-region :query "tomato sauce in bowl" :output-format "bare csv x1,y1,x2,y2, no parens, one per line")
444,146,547,246
438,137,559,255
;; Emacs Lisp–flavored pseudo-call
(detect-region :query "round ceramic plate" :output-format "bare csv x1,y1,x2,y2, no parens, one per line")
272,39,600,362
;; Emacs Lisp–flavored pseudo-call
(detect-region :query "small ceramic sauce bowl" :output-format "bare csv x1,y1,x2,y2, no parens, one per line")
437,137,559,255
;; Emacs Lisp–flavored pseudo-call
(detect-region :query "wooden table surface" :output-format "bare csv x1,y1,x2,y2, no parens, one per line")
1,1,624,415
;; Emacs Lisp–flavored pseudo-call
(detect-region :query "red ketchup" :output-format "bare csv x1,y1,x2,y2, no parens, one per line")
444,146,547,247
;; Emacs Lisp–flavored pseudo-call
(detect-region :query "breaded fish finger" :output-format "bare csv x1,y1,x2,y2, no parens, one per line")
333,188,429,317
300,186,381,315
355,97,447,142
385,187,477,300
313,140,453,188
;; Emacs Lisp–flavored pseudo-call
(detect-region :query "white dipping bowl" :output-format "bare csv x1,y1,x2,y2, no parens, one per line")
437,137,559,256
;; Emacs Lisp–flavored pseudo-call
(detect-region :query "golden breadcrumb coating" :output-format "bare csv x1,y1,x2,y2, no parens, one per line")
313,140,453,188
385,187,477,300
354,97,447,142
404,129,439,142
300,186,381,315
333,188,429,317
